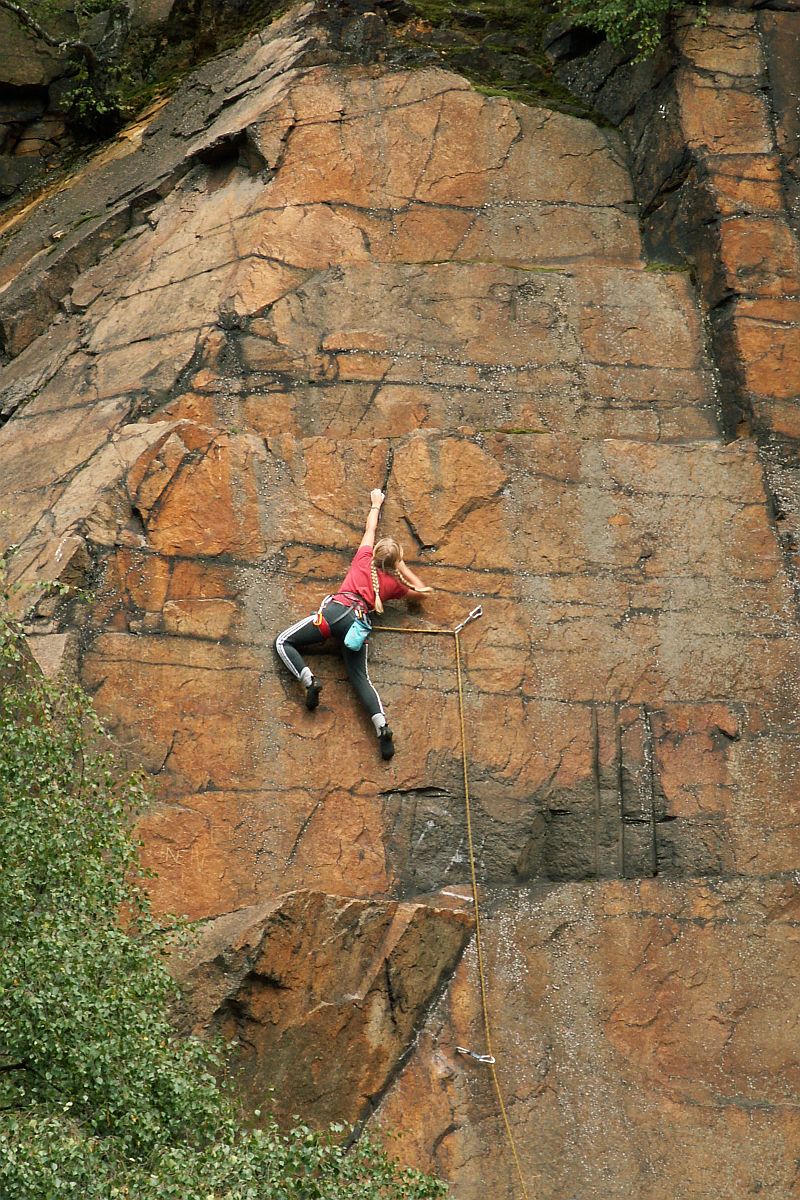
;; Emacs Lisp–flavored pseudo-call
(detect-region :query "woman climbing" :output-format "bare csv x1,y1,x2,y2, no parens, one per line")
274,488,433,760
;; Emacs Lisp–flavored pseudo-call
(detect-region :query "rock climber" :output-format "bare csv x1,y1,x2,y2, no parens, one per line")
274,488,433,760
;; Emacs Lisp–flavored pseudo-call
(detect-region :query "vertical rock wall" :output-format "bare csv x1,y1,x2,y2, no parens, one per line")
0,4,798,1196
549,2,800,574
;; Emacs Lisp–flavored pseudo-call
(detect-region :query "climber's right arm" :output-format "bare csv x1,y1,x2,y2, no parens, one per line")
359,488,385,549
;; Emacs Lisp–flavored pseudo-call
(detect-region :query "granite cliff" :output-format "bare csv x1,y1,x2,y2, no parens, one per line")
0,3,798,1196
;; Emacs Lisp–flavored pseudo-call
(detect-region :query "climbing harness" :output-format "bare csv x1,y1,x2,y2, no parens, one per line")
373,604,531,1200
313,593,371,643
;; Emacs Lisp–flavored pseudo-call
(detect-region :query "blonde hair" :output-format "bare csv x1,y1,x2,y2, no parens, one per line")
370,537,421,614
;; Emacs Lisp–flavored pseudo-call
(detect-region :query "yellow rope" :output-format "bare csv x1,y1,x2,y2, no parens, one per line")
373,621,530,1198
454,632,530,1200
373,625,454,636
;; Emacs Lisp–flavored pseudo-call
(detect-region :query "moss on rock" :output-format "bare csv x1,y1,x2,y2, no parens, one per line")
386,0,597,118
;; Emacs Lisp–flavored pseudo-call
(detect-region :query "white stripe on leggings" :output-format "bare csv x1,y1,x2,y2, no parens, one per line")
364,641,385,719
275,613,317,681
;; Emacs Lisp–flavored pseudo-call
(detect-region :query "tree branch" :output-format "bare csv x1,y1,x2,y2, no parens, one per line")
0,0,98,69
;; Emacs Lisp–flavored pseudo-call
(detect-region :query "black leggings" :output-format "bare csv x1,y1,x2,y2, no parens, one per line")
274,600,385,720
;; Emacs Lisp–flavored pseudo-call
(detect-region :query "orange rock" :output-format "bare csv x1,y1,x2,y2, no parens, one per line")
161,598,238,639
576,266,704,369
173,889,472,1126
81,632,268,792
732,298,800,401
127,427,268,558
157,391,221,426
379,881,800,1197
677,72,773,155
1,38,799,1196
707,155,786,217
752,398,800,440
87,267,235,354
392,435,509,558
718,217,800,296
677,10,762,77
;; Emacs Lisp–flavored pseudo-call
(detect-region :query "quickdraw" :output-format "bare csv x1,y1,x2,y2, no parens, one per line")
456,1046,496,1066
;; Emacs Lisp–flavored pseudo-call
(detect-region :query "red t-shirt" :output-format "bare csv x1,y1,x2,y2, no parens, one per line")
332,545,409,611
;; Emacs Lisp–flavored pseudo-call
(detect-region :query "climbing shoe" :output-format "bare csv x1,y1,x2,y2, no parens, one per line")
378,725,395,760
305,679,321,710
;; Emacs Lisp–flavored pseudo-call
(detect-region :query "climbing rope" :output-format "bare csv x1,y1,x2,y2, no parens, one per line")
374,608,531,1200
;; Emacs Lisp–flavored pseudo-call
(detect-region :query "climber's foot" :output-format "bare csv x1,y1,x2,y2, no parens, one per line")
305,679,321,710
378,725,395,760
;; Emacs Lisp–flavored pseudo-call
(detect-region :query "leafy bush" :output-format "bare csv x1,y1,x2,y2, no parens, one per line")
411,1,701,61
62,62,125,138
0,607,446,1200
554,0,705,58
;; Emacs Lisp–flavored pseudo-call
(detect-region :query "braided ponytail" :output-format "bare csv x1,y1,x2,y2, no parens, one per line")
370,554,384,615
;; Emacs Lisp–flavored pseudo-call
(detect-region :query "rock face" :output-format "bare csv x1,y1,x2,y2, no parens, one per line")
548,3,800,573
0,7,73,198
0,0,296,204
176,889,472,1126
0,3,798,1196
381,879,800,1198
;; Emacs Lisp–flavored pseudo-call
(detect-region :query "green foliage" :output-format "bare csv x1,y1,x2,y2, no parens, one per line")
19,0,124,29
62,61,124,138
0,606,447,1200
407,1,701,67
552,0,704,59
0,1112,448,1200
5,0,126,134
400,0,592,117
